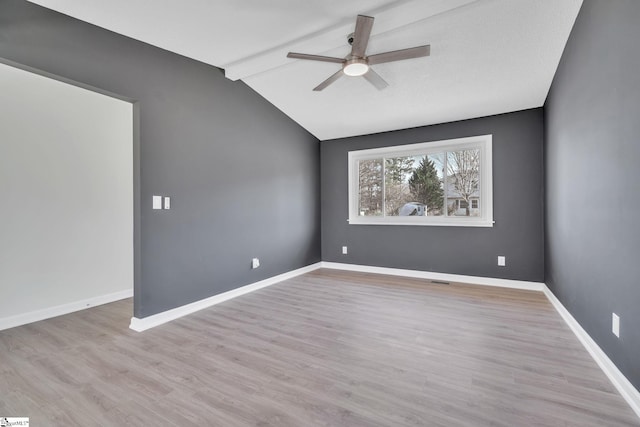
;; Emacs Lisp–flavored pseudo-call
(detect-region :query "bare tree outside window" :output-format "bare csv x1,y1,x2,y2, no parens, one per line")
358,159,383,216
447,148,480,216
384,156,415,216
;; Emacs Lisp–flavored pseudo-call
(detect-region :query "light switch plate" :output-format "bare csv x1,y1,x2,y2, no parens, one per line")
152,195,162,210
612,313,620,338
163,196,171,210
498,256,506,266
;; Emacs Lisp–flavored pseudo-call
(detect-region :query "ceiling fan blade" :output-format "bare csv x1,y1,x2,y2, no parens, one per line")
313,69,344,91
363,69,388,90
367,45,431,65
350,15,374,57
287,52,345,64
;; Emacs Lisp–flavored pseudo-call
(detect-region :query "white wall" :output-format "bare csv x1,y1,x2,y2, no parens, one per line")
0,62,133,328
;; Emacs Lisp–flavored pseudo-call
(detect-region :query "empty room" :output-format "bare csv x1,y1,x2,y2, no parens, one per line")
1,0,639,425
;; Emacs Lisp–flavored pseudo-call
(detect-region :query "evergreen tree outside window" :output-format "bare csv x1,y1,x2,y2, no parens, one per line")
408,156,444,216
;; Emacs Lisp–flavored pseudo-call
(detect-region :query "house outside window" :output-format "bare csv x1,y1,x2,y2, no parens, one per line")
348,135,493,227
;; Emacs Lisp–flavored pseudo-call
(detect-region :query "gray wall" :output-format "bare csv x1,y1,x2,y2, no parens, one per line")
321,109,544,282
0,0,320,318
545,0,640,390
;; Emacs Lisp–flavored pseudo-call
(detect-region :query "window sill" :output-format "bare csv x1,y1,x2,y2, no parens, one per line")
347,218,495,227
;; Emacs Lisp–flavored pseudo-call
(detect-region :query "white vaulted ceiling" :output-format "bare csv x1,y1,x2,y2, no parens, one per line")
27,0,583,140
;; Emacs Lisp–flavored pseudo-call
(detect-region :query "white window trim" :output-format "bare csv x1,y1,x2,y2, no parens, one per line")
348,134,493,227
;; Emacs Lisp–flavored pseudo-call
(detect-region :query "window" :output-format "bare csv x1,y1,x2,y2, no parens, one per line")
348,135,493,227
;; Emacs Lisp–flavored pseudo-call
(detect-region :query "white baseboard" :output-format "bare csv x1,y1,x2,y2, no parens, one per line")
129,262,323,332
320,261,545,291
130,261,542,333
543,285,640,418
0,289,133,331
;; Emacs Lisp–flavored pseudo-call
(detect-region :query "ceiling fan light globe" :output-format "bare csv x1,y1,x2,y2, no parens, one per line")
343,61,369,77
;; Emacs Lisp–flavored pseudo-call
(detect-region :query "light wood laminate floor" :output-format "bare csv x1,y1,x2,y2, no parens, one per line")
1,269,638,426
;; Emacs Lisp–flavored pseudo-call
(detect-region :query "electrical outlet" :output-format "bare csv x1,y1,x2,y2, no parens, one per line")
252,258,260,269
612,313,620,338
498,256,506,266
342,246,348,255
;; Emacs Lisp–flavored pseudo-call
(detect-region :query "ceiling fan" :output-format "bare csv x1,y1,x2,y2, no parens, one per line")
287,15,430,91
